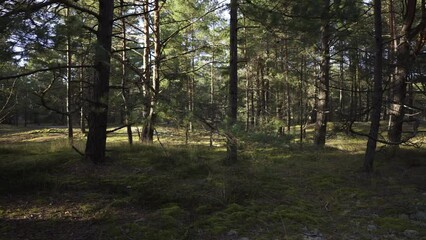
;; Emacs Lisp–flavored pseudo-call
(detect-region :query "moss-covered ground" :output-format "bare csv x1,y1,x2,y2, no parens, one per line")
0,124,425,239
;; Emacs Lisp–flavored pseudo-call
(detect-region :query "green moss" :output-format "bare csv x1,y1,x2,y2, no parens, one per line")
375,217,413,231
1,125,425,239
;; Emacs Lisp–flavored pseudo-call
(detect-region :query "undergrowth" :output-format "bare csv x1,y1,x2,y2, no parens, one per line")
0,126,425,239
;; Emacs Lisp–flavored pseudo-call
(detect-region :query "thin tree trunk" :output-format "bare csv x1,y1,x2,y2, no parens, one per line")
79,64,86,133
121,0,132,145
255,61,261,126
228,0,238,126
250,78,255,127
339,48,344,116
66,7,73,144
364,0,383,172
141,0,153,142
210,48,215,145
299,54,305,144
285,38,291,133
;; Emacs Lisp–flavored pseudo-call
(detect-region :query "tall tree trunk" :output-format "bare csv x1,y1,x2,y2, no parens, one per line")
79,63,86,133
387,0,425,144
277,44,283,135
66,7,73,144
250,78,255,127
299,54,305,144
143,0,161,142
226,0,238,165
339,48,344,116
285,39,291,133
121,0,132,145
244,22,250,131
210,48,215,146
85,0,114,164
260,60,265,123
314,0,331,147
228,0,238,126
388,42,409,143
255,61,261,126
385,0,397,121
364,0,383,172
141,0,153,142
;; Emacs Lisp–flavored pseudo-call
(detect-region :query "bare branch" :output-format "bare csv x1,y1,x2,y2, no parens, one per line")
0,65,94,81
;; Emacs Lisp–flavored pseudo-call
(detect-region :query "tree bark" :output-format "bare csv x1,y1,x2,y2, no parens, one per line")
299,54,305,144
228,0,238,126
141,0,153,142
226,0,238,165
84,0,114,164
314,0,331,147
66,7,73,144
285,38,291,133
120,0,132,145
387,0,425,144
364,0,383,173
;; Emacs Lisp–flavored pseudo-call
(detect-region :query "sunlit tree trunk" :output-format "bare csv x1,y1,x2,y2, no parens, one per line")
141,0,154,142
66,7,73,144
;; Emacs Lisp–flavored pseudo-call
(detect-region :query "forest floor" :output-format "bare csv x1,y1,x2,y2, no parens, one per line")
0,123,425,240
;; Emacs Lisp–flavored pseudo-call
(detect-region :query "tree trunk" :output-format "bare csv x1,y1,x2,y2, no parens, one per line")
387,0,424,144
141,0,153,142
121,0,132,145
79,64,86,134
388,41,409,143
210,48,215,144
285,39,291,133
255,60,262,126
226,0,238,165
228,0,238,126
299,54,305,144
339,47,344,116
364,0,383,172
85,0,114,164
314,0,331,147
385,0,397,121
66,7,73,144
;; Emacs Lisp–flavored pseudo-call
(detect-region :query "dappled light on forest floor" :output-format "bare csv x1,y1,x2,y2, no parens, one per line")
1,125,425,239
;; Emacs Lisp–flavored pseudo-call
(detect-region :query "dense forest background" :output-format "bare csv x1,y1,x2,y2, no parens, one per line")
0,0,426,239
1,0,425,167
